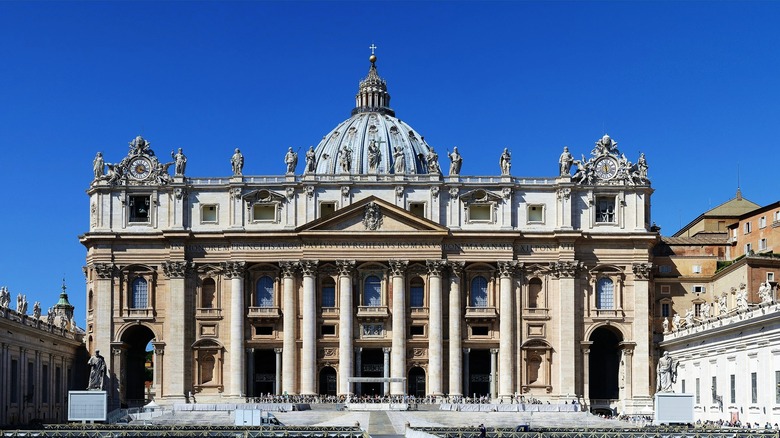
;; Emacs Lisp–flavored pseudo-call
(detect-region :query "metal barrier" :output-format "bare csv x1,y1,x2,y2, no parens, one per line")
411,426,780,438
1,425,367,438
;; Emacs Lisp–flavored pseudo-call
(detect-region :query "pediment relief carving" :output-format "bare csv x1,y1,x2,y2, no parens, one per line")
242,189,287,205
460,189,503,205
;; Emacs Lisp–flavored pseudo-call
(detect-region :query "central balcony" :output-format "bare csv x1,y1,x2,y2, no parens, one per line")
247,306,281,320
356,305,390,319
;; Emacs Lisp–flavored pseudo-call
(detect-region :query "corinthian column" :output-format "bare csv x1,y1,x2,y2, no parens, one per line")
427,259,446,397
300,260,318,396
631,263,653,400
551,260,582,398
162,261,191,400
221,261,246,397
389,259,408,396
280,261,298,394
448,262,464,397
336,260,355,395
497,261,516,399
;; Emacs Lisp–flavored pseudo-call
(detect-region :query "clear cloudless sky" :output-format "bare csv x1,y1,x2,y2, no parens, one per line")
1,1,778,326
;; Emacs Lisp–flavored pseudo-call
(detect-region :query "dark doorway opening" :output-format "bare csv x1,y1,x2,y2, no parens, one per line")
319,366,337,396
359,348,383,397
252,349,277,396
120,325,155,407
589,327,622,400
408,366,426,397
468,349,491,397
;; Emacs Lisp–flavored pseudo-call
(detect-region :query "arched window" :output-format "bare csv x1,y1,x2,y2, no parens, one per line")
410,277,424,308
363,275,381,307
321,278,336,308
528,278,542,308
470,276,488,307
201,278,216,308
256,276,274,308
131,278,148,309
596,277,614,309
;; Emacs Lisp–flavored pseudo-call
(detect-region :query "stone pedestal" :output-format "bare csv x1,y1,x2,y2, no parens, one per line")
654,393,694,425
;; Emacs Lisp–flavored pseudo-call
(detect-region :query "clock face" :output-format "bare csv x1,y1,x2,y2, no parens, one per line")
129,158,152,180
594,157,618,180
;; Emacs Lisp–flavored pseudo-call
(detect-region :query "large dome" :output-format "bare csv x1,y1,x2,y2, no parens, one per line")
310,55,436,175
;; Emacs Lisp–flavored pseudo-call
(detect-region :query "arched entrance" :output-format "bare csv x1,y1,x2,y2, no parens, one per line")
588,326,622,401
408,366,426,397
319,366,337,396
119,324,155,407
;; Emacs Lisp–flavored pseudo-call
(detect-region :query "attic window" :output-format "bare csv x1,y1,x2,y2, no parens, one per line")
468,205,492,222
409,202,425,218
129,195,151,223
528,205,545,223
252,204,276,222
201,204,218,223
320,202,337,219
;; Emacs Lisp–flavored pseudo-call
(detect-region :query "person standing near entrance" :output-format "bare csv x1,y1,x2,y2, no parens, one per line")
479,423,486,438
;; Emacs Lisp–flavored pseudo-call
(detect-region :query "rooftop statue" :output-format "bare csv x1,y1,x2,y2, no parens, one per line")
426,146,441,174
171,148,187,176
448,147,462,176
129,135,152,155
499,148,511,175
559,146,573,176
0,287,9,308
304,146,316,174
672,313,681,331
393,145,406,174
736,288,749,311
759,281,773,304
93,152,105,180
231,148,244,176
340,145,353,173
367,140,380,173
285,147,298,174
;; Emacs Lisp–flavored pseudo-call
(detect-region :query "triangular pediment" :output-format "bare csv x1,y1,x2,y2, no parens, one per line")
298,196,449,235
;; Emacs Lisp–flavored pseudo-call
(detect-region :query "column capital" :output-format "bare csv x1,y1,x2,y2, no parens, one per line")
462,348,471,354
426,259,446,277
497,260,518,278
300,260,319,277
93,263,115,279
448,260,465,277
222,261,246,279
388,260,408,277
632,263,653,280
382,347,392,354
336,260,356,277
274,347,283,354
279,261,298,278
490,348,499,354
549,260,583,279
162,260,192,279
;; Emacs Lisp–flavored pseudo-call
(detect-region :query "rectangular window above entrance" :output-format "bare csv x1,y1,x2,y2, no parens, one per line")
129,195,151,223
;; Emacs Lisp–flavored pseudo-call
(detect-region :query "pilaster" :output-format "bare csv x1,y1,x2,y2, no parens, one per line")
222,261,246,397
336,260,355,395
300,259,319,395
280,261,298,394
497,260,516,399
551,260,582,398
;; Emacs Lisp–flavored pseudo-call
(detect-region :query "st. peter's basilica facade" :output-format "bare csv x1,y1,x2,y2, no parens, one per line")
81,53,657,415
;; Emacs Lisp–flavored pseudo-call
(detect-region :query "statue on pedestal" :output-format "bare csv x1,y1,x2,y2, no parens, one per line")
304,146,316,174
284,147,298,174
499,148,511,175
448,147,462,176
559,146,573,176
171,148,187,176
231,148,244,176
87,350,106,390
656,351,678,393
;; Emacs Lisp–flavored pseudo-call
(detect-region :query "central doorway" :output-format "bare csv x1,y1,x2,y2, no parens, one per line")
358,348,383,397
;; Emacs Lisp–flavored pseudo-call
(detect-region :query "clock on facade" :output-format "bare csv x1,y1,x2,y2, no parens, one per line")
129,157,152,180
594,157,618,180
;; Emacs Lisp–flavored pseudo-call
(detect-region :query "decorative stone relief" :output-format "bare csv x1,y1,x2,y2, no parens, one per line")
322,347,337,358
449,187,459,198
304,185,315,198
279,261,298,278
341,186,350,199
230,187,242,200
497,260,518,278
426,259,446,277
94,263,114,279
336,260,356,277
501,187,512,199
556,187,571,200
448,260,465,278
285,187,295,199
162,261,191,278
173,187,187,200
300,260,319,277
362,323,383,337
388,260,408,277
363,202,382,230
395,185,404,199
632,263,652,280
93,135,174,186
549,261,582,278
90,201,97,228
430,185,440,199
221,261,246,279
570,134,650,186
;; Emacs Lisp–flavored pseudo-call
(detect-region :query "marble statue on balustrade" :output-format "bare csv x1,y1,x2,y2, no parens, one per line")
656,351,678,393
171,148,187,176
635,153,648,179
33,301,41,319
339,145,352,173
499,148,511,175
662,317,669,333
673,313,681,331
718,294,728,314
304,146,316,174
0,287,9,308
684,308,694,327
701,301,711,319
87,350,107,390
231,148,244,176
93,152,105,180
559,146,573,176
736,288,749,311
393,145,406,174
47,307,54,325
16,293,28,315
367,140,380,173
448,147,462,175
284,147,298,174
758,281,773,304
426,146,441,174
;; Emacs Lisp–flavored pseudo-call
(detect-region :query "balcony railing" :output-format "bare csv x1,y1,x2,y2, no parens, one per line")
196,308,222,319
356,306,389,318
465,306,498,319
123,308,154,320
247,306,281,319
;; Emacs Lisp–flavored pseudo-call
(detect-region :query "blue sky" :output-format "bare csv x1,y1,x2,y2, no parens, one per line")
1,1,778,325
